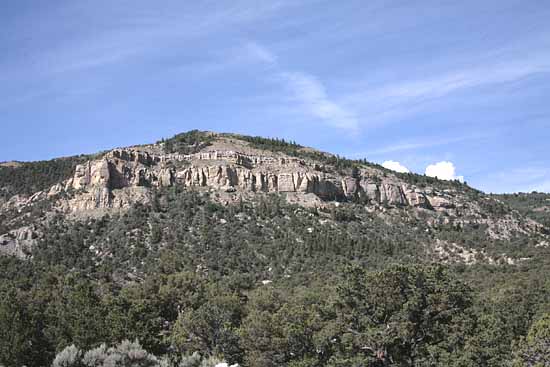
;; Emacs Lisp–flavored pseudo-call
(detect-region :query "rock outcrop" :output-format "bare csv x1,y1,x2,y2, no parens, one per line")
54,147,450,212
0,226,37,257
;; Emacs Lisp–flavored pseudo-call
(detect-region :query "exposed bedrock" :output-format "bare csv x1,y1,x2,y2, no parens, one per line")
59,148,457,212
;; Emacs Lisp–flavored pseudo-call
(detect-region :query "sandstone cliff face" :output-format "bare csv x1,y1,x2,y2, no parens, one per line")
52,147,454,213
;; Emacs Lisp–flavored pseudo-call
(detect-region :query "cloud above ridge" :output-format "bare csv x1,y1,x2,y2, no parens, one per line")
425,161,464,182
382,160,410,173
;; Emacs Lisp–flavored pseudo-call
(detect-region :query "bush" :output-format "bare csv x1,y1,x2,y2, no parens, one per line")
50,342,234,367
52,345,83,367
52,340,159,367
174,352,201,367
199,356,225,367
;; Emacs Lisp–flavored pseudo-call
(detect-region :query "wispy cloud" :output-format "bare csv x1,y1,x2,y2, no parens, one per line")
343,51,550,127
6,2,292,78
372,62,549,101
245,41,359,132
366,134,488,156
278,71,359,131
0,2,298,110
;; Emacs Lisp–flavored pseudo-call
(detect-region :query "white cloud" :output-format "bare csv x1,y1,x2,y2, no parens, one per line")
425,161,464,182
279,71,359,131
382,160,410,173
243,41,359,132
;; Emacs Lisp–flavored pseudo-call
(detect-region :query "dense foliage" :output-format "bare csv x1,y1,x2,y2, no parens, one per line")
1,188,549,366
0,156,90,200
1,257,548,366
32,188,439,279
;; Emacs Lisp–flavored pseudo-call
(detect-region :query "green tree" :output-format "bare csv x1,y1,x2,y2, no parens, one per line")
330,264,473,366
513,313,550,367
0,287,49,367
239,286,337,367
39,273,107,352
170,285,243,364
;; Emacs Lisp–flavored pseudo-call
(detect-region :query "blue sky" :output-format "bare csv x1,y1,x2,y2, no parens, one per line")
1,0,549,193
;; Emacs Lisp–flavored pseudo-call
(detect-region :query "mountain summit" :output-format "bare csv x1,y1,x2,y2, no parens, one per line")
1,130,548,264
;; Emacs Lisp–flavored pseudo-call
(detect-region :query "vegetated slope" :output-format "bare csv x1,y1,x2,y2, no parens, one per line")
0,130,549,367
494,192,550,228
30,188,545,282
0,156,89,200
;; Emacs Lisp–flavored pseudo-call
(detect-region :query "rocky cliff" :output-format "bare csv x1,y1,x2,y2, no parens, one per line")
43,146,466,212
0,132,547,259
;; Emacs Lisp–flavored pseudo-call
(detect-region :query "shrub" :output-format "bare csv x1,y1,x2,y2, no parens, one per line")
52,340,159,367
52,345,83,367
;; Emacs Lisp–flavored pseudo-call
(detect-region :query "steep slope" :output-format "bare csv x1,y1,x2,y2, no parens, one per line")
0,131,548,264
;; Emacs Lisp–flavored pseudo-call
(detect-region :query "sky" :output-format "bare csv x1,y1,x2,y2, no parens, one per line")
1,0,549,193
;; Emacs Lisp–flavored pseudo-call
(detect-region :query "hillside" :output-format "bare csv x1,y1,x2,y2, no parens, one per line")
494,192,550,228
1,130,547,261
1,130,549,367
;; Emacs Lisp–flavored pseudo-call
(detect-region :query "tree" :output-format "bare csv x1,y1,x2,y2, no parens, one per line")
170,285,243,364
330,264,473,366
40,274,107,352
0,290,32,366
513,313,550,367
105,282,166,355
239,286,337,367
0,287,49,367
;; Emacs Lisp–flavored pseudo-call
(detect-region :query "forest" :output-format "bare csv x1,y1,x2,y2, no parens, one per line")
1,188,549,366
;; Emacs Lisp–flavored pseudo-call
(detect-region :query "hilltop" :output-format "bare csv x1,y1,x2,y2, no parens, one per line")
1,130,547,264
